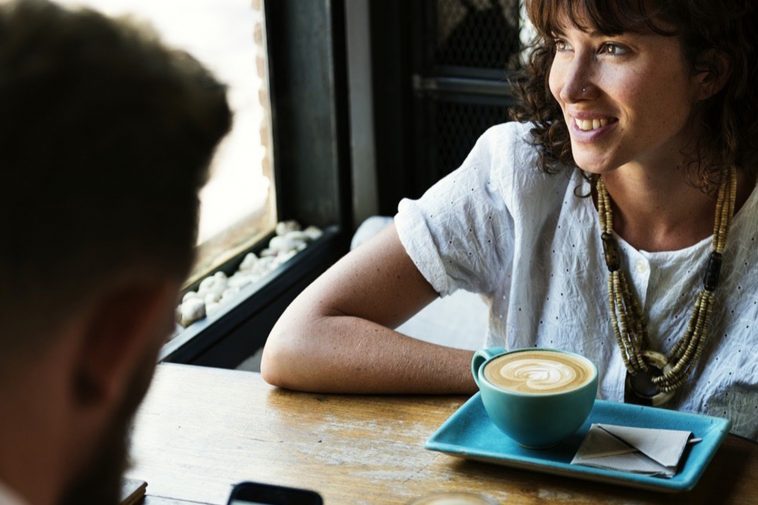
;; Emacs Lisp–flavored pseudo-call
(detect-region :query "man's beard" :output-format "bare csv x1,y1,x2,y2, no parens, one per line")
59,354,156,505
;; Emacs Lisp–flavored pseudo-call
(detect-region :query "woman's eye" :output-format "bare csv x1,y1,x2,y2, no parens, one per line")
599,43,628,56
553,39,571,52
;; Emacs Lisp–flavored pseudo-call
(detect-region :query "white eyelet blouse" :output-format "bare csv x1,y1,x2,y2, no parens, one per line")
395,122,758,440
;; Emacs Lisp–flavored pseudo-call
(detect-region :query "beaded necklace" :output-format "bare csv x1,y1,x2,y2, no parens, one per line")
596,167,737,406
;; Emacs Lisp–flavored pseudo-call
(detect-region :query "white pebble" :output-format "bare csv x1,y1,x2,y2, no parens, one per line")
182,290,200,303
228,272,254,289
276,220,301,236
197,276,216,294
198,271,228,294
304,226,322,240
269,235,293,253
239,252,258,271
270,235,305,253
277,250,297,264
179,298,206,326
204,291,221,304
260,247,276,257
285,230,309,242
254,256,275,272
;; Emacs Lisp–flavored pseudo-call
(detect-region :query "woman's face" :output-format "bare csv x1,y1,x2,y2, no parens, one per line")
548,20,704,175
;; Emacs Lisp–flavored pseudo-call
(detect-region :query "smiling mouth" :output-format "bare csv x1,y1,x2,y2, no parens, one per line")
573,117,617,131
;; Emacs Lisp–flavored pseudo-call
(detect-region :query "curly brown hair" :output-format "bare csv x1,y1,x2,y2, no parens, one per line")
510,0,758,189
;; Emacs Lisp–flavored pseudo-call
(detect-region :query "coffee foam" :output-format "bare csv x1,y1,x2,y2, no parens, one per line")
483,351,593,394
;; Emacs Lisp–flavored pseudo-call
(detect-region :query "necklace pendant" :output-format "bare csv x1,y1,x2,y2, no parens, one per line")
624,351,675,406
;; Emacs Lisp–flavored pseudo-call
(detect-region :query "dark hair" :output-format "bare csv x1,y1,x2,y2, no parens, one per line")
510,0,758,188
0,0,231,349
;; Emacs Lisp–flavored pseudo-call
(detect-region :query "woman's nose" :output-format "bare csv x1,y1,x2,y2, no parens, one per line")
559,56,597,103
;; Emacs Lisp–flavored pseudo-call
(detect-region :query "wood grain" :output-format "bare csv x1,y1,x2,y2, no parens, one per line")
126,364,757,505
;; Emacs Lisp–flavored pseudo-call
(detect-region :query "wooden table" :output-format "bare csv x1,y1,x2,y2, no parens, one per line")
127,364,757,505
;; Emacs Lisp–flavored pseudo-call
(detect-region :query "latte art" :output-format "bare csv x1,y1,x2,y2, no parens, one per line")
496,359,579,392
484,351,593,394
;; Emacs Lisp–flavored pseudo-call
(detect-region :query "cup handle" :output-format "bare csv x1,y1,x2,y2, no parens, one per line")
471,347,506,388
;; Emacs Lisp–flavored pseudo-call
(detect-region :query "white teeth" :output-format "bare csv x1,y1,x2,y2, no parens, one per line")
575,117,610,131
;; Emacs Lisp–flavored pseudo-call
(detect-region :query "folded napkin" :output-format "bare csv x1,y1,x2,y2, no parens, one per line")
571,423,700,477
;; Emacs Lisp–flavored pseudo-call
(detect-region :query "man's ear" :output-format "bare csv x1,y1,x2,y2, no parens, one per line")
695,50,731,101
71,278,179,410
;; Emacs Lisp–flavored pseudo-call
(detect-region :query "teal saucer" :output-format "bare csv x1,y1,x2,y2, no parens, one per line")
425,393,731,492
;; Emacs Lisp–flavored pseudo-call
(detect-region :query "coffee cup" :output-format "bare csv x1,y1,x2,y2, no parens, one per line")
471,347,598,448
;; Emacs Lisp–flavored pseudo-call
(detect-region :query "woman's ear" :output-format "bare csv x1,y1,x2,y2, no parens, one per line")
695,50,731,100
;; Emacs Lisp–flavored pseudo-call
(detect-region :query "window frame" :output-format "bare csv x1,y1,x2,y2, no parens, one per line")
162,0,352,368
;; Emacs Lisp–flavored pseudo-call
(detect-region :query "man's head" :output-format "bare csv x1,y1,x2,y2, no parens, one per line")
0,1,231,503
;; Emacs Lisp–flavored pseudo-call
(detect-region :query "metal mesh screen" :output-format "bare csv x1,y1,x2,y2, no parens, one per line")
432,98,508,178
433,0,521,69
400,0,521,202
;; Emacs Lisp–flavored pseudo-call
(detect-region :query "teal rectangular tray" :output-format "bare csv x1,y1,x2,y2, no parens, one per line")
425,393,731,492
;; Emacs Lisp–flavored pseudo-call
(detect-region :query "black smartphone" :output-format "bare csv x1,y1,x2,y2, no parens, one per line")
226,481,323,505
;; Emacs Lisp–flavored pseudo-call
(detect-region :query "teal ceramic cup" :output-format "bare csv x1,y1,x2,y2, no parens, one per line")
471,347,598,448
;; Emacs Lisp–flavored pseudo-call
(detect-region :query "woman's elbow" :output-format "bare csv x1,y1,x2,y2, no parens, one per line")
260,331,292,388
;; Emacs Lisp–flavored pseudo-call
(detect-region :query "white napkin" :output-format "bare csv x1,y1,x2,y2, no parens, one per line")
571,423,700,477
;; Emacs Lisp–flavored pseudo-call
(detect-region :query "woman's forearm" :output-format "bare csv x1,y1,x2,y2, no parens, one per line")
261,313,476,394
261,224,475,394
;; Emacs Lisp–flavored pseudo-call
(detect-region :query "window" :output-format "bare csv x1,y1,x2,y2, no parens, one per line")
59,0,276,283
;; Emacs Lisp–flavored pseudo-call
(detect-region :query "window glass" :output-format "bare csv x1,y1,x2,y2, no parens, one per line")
58,0,276,280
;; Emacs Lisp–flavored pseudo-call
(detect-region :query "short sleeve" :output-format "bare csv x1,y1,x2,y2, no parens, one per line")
394,122,531,297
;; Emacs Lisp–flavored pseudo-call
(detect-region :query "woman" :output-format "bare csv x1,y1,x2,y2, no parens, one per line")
261,0,757,440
